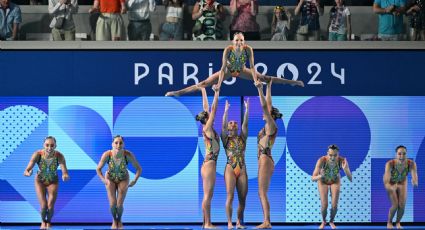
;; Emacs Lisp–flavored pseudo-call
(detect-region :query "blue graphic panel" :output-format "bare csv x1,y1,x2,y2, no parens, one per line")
0,96,424,223
113,97,198,179
286,96,371,175
54,170,97,215
0,179,25,201
2,51,425,96
51,105,113,164
0,97,48,113
0,105,47,165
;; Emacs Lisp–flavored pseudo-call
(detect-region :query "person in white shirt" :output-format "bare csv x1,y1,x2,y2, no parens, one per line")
48,0,78,40
159,0,184,40
127,0,155,40
327,0,351,41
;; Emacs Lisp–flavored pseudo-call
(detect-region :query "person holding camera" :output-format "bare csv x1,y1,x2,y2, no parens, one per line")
229,0,261,40
327,0,351,41
406,0,425,40
48,0,78,40
294,0,324,41
192,0,224,40
159,0,184,40
271,5,292,41
373,0,406,40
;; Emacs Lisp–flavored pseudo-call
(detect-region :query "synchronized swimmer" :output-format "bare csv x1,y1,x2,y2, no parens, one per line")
312,144,352,229
24,136,70,229
222,97,249,229
165,32,304,97
96,135,142,229
383,145,418,229
255,80,281,229
196,85,221,229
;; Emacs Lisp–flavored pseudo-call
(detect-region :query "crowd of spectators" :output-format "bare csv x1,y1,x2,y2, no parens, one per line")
1,0,424,41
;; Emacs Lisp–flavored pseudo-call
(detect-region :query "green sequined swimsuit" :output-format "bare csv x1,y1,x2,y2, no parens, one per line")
227,45,249,77
320,156,344,185
107,150,129,183
389,159,412,184
36,151,59,186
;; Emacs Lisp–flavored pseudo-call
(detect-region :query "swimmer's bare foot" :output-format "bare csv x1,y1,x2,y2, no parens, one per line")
204,224,218,229
255,222,272,229
165,91,179,97
236,220,246,229
117,221,124,229
111,220,117,229
228,222,234,229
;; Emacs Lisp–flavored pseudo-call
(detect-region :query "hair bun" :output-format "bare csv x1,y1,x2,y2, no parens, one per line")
271,107,283,120
195,115,201,121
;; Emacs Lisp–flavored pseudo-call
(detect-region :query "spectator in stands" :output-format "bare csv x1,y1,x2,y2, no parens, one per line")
406,0,425,40
229,0,260,40
271,5,292,41
373,0,406,40
48,0,78,40
0,0,21,40
89,0,126,40
192,0,224,40
295,0,323,41
159,0,184,40
327,0,351,40
127,0,155,40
